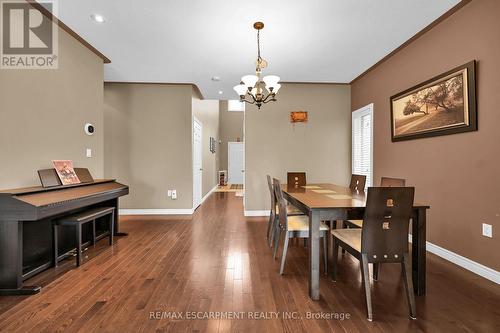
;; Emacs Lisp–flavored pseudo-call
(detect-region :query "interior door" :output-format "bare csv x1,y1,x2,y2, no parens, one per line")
228,142,244,184
193,118,203,209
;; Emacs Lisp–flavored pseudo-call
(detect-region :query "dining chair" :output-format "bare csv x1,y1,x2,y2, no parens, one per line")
331,187,416,321
266,175,303,247
345,177,406,229
349,174,366,192
273,178,328,275
287,172,306,188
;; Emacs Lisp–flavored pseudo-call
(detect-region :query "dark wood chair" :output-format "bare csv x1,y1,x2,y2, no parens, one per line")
54,207,115,267
273,178,328,275
287,172,306,188
349,174,366,192
331,187,416,321
266,175,302,247
346,177,406,228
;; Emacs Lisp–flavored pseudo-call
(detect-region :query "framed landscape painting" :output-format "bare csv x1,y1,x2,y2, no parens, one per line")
390,60,477,142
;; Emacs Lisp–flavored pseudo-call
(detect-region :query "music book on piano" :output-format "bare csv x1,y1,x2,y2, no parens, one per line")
52,160,81,185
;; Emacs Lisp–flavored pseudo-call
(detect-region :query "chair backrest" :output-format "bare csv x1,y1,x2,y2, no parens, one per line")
287,172,306,188
349,174,366,192
361,187,415,263
267,175,277,214
380,177,406,187
273,178,288,229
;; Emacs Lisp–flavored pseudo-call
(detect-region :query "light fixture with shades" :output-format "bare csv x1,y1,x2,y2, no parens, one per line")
233,22,280,110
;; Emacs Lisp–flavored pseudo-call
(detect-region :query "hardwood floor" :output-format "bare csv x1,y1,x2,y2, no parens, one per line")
0,192,499,332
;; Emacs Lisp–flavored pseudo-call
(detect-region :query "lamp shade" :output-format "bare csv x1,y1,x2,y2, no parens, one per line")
263,75,280,90
233,84,247,96
272,83,281,94
241,75,259,89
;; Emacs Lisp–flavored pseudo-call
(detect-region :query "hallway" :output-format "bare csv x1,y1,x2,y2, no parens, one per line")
0,192,498,332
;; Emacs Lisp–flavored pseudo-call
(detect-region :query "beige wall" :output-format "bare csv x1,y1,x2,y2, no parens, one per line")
351,0,500,270
0,27,104,189
245,83,351,211
192,97,219,197
104,83,193,209
218,100,244,172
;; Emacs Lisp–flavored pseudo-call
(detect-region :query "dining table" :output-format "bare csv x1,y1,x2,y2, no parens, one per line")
281,183,430,300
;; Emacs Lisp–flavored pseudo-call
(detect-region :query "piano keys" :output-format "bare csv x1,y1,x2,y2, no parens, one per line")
0,179,129,295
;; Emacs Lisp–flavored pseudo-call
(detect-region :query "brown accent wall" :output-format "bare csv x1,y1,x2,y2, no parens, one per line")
0,27,104,189
351,0,500,270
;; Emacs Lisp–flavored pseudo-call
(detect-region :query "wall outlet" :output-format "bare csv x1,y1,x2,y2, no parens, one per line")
167,190,172,197
86,148,92,158
171,190,177,200
482,223,493,238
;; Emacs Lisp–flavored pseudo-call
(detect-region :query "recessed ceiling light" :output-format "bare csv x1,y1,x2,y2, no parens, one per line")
212,76,221,82
90,14,105,23
218,90,223,95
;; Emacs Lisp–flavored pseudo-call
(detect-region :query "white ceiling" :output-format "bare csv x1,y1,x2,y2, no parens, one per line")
55,0,460,99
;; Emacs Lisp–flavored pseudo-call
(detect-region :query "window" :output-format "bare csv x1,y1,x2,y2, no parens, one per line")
352,104,373,187
228,100,245,112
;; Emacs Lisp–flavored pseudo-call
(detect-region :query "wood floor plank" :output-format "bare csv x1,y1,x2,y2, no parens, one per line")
0,192,499,332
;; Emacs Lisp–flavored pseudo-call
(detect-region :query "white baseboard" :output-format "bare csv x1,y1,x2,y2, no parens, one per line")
119,209,194,215
201,185,217,204
119,185,218,216
409,234,500,285
244,210,270,217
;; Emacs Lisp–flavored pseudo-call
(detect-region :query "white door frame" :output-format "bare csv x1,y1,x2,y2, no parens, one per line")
193,117,203,209
228,142,244,184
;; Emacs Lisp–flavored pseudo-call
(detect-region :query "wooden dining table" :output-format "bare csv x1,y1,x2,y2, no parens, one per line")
281,183,430,300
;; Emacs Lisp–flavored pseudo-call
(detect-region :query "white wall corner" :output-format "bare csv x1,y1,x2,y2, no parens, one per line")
408,234,500,285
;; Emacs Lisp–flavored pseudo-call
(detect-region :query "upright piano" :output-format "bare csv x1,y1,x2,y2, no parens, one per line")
0,179,129,295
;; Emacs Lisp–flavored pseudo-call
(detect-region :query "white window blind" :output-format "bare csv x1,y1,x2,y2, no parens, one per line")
228,100,245,112
352,104,373,187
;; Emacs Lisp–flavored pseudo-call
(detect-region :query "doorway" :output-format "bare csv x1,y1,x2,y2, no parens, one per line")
193,117,203,209
228,142,244,184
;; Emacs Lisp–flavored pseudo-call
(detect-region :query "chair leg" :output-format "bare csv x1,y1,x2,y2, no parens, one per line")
53,224,58,268
402,253,417,320
336,220,346,254
303,238,308,248
373,263,379,281
76,224,82,267
322,235,328,274
279,234,290,275
331,238,339,281
269,214,278,248
267,212,274,245
273,226,281,260
361,254,373,321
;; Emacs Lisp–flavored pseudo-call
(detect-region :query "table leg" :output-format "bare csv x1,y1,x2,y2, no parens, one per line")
308,210,321,300
412,208,427,295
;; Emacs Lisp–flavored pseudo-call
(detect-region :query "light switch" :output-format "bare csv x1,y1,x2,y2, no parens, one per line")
167,190,172,197
482,223,493,238
86,148,92,158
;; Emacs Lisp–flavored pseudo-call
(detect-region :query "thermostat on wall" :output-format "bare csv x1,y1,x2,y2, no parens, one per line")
84,123,95,136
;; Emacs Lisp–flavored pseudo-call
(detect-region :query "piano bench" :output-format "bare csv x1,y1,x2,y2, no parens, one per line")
53,207,115,267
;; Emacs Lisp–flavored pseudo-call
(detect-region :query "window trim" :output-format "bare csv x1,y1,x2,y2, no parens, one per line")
352,103,374,187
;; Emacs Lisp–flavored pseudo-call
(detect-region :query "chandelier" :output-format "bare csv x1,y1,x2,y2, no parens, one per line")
233,22,280,109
